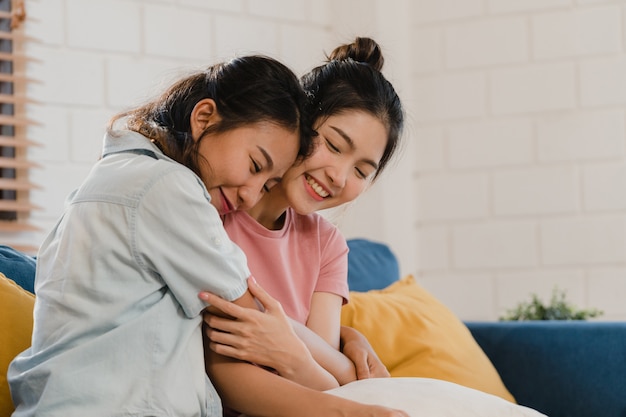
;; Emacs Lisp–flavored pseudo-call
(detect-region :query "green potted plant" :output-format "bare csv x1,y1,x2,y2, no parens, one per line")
500,287,603,321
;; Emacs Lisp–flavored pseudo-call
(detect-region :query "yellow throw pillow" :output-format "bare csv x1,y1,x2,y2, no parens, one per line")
341,275,515,403
0,272,35,415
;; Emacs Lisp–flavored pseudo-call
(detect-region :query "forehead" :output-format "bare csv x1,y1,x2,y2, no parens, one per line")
251,122,300,171
320,111,387,159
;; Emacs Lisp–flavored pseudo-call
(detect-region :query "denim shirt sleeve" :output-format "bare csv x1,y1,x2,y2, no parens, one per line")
134,168,250,318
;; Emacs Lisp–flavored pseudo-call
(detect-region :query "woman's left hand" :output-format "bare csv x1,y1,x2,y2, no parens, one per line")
199,278,312,376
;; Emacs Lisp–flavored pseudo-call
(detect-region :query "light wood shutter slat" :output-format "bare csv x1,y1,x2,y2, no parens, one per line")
0,30,35,42
0,0,42,246
0,93,39,104
0,72,36,83
0,200,40,212
0,156,40,169
0,51,33,62
0,221,40,232
0,135,40,147
0,114,40,126
0,178,39,190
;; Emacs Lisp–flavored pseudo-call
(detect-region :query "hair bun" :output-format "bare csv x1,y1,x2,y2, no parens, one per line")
327,37,384,72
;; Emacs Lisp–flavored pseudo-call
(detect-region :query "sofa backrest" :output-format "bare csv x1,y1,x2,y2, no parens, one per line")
347,238,400,292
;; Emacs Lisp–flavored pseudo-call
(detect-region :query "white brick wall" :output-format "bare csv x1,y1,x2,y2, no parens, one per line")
8,0,626,321
417,173,489,221
532,7,622,60
412,0,626,320
15,0,334,248
491,63,577,115
414,72,486,121
445,17,528,69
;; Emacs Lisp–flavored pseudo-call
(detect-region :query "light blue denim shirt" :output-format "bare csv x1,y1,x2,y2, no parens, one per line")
8,130,250,417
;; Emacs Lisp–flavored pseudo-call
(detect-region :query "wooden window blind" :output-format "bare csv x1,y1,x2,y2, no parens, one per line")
0,0,40,253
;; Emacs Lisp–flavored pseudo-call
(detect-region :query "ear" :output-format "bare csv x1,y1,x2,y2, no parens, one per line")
190,98,220,141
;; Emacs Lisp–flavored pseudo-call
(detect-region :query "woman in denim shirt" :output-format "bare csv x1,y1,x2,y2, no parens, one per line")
8,55,309,417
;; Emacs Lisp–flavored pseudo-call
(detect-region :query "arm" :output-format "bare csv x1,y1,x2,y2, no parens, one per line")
205,345,409,417
340,325,390,379
204,282,408,417
307,291,343,349
202,277,340,390
293,297,390,383
203,278,361,385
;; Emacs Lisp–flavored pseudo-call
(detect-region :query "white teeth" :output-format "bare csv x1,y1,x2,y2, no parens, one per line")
306,175,329,198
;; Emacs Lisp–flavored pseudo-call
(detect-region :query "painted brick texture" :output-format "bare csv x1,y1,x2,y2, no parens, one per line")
413,0,626,320
9,0,626,321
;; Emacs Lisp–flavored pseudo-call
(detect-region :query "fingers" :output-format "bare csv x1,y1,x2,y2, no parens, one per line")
204,313,239,333
247,276,280,312
206,339,247,362
370,361,390,378
198,291,245,320
353,353,371,380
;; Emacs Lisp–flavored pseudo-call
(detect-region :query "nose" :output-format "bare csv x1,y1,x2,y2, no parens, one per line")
236,176,267,210
327,163,349,190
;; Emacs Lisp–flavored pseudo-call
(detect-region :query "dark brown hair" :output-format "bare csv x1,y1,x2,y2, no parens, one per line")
109,56,314,177
301,37,404,179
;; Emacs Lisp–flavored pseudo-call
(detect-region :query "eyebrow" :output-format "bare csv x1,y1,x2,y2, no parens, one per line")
257,146,274,170
329,125,380,170
257,146,283,183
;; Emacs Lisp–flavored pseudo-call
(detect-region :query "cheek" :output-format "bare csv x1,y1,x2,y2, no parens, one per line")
210,154,252,187
302,147,333,170
343,181,368,202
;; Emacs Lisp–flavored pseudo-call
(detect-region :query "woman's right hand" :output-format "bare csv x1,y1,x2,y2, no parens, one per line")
200,278,311,371
200,277,340,390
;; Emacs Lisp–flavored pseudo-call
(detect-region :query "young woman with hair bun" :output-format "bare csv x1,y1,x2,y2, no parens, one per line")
200,37,410,417
201,38,545,417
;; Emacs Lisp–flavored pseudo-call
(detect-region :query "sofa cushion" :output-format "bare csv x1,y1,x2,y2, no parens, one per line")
347,238,400,292
326,377,544,417
341,275,515,403
0,272,35,415
0,245,36,294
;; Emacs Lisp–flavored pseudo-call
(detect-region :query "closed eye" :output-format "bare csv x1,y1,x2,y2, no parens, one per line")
251,158,262,173
325,138,340,153
262,178,281,193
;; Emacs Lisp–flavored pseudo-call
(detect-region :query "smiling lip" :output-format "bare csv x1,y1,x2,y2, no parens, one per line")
303,174,330,201
220,188,234,214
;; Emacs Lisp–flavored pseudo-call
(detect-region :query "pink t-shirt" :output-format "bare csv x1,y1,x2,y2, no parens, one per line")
223,208,349,324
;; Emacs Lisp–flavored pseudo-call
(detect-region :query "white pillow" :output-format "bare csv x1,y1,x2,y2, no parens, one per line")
325,377,546,417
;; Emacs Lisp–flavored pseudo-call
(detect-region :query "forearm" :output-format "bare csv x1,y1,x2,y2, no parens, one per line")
206,348,345,417
291,319,357,385
273,347,340,390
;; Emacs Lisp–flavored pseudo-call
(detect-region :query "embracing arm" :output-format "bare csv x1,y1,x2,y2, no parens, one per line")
203,279,389,386
202,279,408,417
202,278,339,390
206,346,407,417
290,291,359,385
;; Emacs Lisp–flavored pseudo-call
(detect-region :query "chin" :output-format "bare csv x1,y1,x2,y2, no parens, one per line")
292,204,317,216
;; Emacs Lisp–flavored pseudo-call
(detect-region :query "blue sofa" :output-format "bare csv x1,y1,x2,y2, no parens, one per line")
3,242,626,417
346,238,626,417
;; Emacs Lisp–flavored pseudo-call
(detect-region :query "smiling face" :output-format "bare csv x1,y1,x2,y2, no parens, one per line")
280,110,387,215
197,121,299,216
